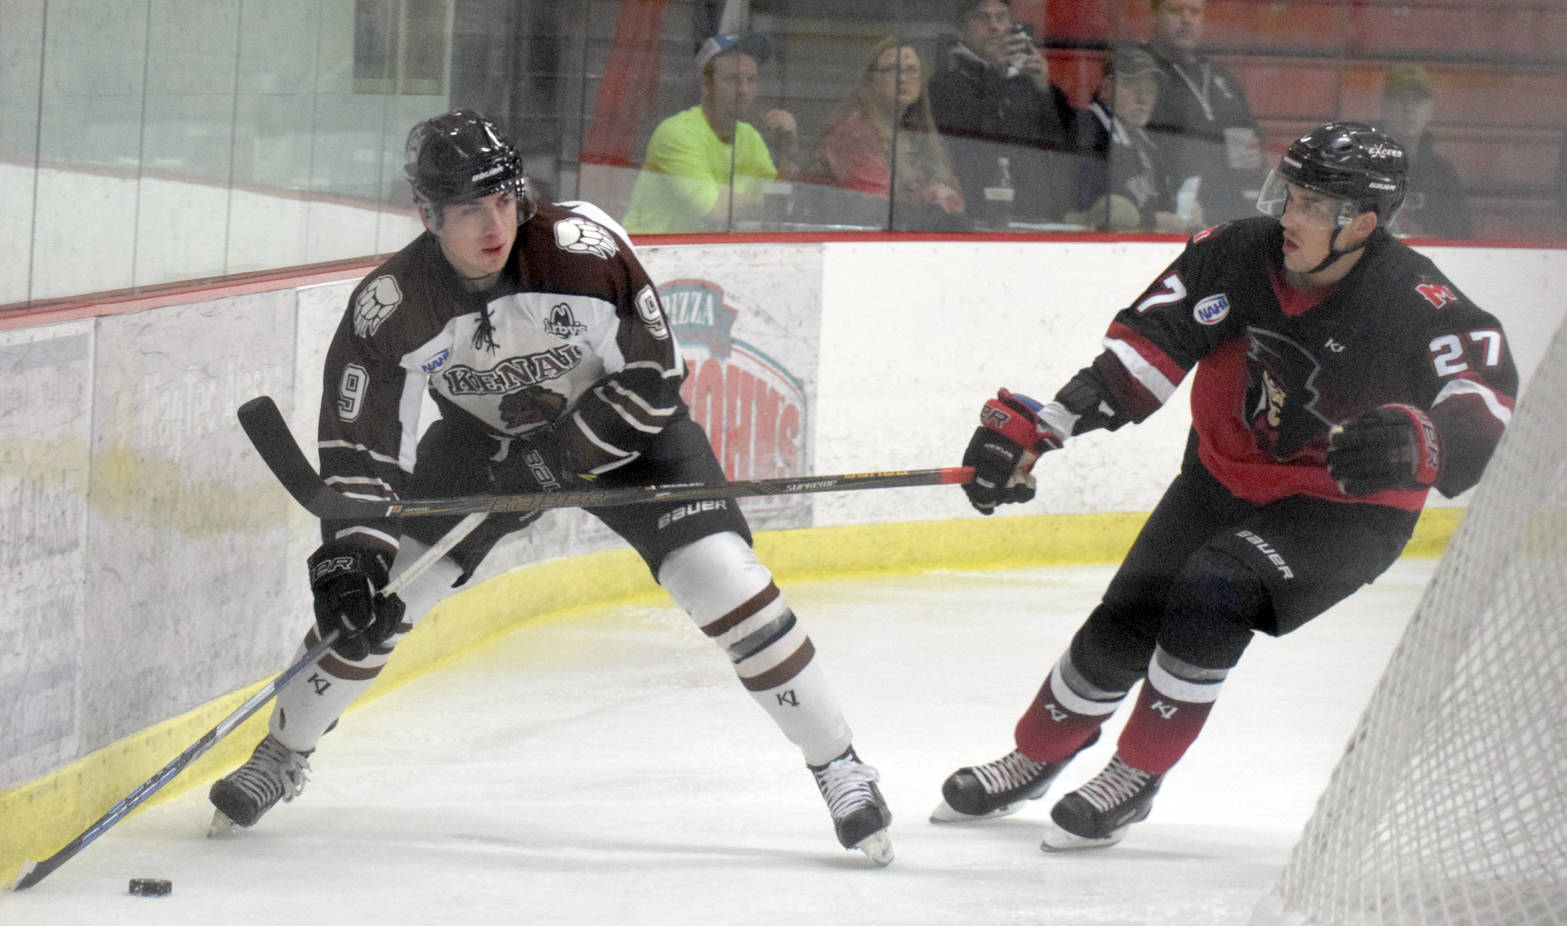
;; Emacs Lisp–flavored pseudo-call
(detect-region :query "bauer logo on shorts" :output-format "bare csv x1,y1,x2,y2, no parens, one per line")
554,217,618,259
354,275,403,338
657,499,729,530
1193,293,1231,326
1236,529,1294,580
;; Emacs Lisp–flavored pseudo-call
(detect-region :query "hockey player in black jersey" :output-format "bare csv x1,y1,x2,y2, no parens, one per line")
932,122,1516,851
208,109,892,865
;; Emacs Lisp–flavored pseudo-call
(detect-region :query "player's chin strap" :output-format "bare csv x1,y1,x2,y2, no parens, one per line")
1304,219,1381,275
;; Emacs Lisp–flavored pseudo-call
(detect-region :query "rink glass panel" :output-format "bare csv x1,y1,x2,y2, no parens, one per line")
1,0,1563,308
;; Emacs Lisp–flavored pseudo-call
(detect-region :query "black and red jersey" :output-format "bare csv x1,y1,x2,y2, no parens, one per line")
1088,217,1516,509
317,201,685,553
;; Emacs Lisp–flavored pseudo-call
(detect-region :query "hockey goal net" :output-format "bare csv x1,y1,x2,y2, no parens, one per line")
1254,315,1567,926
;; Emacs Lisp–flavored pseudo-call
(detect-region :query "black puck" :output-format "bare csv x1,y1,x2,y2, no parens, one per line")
128,877,172,896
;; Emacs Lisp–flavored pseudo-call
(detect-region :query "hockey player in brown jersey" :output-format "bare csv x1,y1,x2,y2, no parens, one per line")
208,110,892,865
931,122,1517,851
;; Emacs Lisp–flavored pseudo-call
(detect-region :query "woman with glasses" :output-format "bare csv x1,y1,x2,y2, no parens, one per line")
802,38,965,230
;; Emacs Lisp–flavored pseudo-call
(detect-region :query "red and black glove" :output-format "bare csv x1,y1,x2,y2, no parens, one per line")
1327,404,1442,496
307,541,406,662
962,389,1065,515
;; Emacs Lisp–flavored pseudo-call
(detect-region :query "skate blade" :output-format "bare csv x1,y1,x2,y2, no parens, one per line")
207,809,239,837
928,797,1023,824
1039,821,1125,852
853,829,894,867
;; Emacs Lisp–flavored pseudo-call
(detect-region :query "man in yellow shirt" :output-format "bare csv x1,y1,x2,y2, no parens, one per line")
623,34,798,233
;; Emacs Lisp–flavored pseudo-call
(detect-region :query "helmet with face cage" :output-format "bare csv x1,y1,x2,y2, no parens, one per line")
1257,121,1407,226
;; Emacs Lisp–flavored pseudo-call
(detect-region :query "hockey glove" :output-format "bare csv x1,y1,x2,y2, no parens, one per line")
307,541,406,662
488,430,588,496
484,431,597,533
962,389,1065,515
1327,404,1441,496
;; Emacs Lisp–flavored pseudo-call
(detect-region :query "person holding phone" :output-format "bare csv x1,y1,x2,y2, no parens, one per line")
927,0,1079,224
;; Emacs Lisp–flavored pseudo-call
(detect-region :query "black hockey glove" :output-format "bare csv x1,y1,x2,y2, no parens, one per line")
1327,404,1441,497
962,389,1065,515
487,429,589,496
307,541,406,662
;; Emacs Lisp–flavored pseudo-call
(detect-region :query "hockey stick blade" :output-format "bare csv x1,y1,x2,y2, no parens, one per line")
9,510,485,892
238,395,974,520
9,629,338,891
238,395,370,520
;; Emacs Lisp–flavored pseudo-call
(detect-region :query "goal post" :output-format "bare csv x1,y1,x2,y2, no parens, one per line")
1253,315,1567,926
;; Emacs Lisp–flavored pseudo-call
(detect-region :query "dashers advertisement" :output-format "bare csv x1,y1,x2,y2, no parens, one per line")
641,244,823,532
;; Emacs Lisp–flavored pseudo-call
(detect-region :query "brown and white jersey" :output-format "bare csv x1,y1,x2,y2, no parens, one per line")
317,200,684,552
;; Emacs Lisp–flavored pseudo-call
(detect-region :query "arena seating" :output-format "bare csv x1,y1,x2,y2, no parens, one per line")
1041,0,1566,240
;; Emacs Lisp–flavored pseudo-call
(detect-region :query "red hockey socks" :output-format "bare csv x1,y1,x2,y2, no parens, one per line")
1116,647,1228,776
1014,655,1126,763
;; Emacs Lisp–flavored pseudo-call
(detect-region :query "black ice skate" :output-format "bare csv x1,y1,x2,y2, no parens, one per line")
930,729,1100,823
208,733,312,831
1040,752,1161,851
810,747,894,866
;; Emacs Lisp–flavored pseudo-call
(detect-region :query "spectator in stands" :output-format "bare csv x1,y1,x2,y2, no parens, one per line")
803,38,965,230
623,33,799,234
1379,64,1473,239
1144,0,1265,224
1071,43,1200,233
926,0,1078,225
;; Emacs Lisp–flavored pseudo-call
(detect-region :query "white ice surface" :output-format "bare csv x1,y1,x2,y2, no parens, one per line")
1,559,1432,926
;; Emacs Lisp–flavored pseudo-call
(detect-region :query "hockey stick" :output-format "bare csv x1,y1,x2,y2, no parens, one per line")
10,510,487,892
237,395,973,520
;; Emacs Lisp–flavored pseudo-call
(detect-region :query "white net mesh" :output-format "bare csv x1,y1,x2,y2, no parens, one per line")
1257,316,1567,926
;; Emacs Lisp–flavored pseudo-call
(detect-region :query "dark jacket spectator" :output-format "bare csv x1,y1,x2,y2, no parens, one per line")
1073,44,1200,233
1144,0,1264,224
926,0,1078,224
1379,64,1473,239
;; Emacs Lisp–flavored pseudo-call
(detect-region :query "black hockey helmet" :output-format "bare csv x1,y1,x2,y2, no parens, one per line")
404,109,536,223
1256,121,1407,225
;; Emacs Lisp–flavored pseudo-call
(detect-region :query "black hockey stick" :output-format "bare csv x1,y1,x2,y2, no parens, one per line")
237,395,974,520
10,511,487,891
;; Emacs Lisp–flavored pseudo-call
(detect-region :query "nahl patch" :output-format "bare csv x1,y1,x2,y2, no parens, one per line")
554,217,618,259
354,275,403,338
1193,293,1230,326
